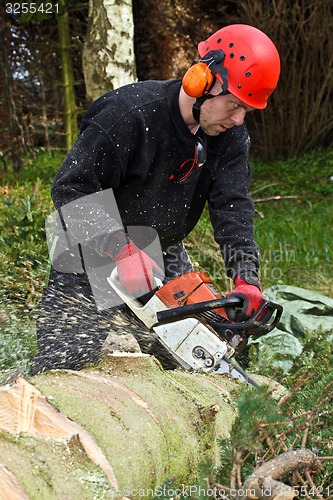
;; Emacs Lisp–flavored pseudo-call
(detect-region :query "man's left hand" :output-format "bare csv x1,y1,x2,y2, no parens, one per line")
226,276,265,321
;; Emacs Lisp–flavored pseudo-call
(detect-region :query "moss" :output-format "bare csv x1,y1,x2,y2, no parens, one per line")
30,356,239,492
0,432,115,499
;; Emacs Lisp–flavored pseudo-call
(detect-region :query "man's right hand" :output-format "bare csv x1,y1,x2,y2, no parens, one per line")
115,241,162,296
226,276,265,321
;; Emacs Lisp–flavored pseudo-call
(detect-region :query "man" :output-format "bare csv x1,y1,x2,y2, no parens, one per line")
30,24,280,375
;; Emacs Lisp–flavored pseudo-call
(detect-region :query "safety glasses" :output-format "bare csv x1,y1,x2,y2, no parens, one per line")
169,136,207,183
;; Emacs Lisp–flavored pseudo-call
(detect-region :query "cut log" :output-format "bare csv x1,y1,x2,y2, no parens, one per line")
0,375,119,489
0,353,240,498
0,464,29,500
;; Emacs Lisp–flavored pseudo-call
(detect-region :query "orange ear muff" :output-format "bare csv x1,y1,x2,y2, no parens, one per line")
182,62,215,98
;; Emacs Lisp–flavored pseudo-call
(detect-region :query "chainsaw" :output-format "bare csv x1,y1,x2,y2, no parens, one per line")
107,269,283,388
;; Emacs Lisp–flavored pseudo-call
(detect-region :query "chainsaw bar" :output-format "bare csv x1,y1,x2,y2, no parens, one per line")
211,355,260,388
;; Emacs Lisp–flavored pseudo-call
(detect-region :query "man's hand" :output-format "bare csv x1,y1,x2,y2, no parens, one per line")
115,241,162,296
226,276,265,321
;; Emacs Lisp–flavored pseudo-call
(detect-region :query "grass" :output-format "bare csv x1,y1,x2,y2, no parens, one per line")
186,148,333,297
251,148,333,295
254,199,332,293
0,149,62,373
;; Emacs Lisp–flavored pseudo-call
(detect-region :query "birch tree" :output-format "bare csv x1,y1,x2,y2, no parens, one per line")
83,0,137,103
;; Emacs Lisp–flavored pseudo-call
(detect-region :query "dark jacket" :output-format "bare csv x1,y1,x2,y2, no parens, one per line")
51,79,259,284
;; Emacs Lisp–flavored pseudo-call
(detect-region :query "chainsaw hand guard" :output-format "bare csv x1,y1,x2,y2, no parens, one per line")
156,297,283,336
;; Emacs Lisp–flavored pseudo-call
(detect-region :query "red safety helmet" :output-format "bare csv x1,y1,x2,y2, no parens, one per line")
198,24,281,109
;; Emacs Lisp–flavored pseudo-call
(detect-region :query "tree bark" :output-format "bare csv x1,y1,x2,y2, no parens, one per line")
38,72,50,149
0,354,238,498
57,0,79,150
83,0,137,103
0,24,24,171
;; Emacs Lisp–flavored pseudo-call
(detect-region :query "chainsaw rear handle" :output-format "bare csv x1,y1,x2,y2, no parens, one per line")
156,297,283,334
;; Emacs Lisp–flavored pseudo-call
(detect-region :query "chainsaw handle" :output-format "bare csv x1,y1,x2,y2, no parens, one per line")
156,297,242,322
156,297,283,335
216,300,283,334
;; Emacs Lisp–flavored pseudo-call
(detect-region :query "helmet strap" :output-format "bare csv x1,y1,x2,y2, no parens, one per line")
192,95,213,123
192,77,230,123
202,50,229,93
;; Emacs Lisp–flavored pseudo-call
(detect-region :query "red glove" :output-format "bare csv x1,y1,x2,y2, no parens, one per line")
115,241,162,296
226,276,265,321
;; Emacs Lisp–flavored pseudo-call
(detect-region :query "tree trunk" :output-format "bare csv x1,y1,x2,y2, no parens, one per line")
0,354,238,498
39,73,50,149
83,0,137,103
1,356,320,499
0,30,24,171
57,0,79,150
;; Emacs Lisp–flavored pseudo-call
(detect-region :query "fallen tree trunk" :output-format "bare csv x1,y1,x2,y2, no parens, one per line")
0,353,241,498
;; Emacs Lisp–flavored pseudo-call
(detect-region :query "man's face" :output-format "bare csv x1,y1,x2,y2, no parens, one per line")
199,87,255,136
